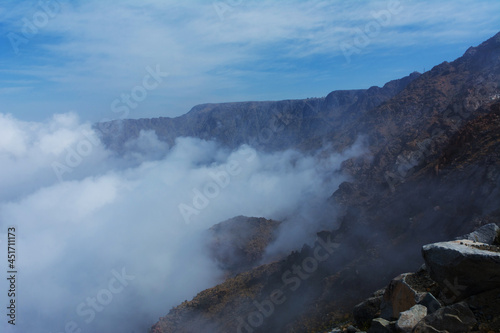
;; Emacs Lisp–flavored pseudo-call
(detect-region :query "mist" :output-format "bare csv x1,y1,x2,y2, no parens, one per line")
0,112,366,333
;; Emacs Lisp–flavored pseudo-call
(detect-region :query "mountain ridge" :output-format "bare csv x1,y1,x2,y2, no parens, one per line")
139,32,500,332
96,72,421,153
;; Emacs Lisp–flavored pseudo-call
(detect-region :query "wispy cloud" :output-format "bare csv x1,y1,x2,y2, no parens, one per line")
0,0,499,121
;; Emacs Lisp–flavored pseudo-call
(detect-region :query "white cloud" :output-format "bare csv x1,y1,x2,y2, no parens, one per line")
0,112,366,332
0,114,29,156
0,112,113,202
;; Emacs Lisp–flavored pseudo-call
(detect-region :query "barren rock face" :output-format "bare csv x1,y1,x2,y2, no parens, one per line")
422,239,500,301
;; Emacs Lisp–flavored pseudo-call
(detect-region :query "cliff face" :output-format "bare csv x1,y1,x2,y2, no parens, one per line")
142,32,500,332
97,73,420,153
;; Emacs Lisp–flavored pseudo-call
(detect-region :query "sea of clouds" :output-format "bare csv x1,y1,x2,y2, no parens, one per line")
0,112,365,333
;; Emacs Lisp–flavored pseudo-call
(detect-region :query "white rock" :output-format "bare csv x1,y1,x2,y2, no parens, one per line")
395,304,427,333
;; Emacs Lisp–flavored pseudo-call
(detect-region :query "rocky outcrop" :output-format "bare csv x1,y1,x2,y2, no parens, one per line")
358,270,440,333
412,302,476,333
422,224,500,301
345,223,500,333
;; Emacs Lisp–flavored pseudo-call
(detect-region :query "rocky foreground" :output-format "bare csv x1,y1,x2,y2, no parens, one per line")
342,223,500,333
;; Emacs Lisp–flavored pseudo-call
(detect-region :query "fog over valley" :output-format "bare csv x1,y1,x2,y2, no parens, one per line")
0,112,364,332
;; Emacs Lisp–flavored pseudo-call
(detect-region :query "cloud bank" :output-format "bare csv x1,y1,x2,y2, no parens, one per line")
0,112,365,333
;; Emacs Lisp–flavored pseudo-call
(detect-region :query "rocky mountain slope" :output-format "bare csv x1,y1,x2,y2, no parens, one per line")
207,216,282,277
97,32,500,332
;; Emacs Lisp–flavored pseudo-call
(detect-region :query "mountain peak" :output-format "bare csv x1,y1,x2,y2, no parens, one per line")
463,31,500,58
476,31,500,48
489,30,500,43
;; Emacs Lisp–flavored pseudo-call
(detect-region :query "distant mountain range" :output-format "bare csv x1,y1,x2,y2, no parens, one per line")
99,32,500,333
97,72,420,153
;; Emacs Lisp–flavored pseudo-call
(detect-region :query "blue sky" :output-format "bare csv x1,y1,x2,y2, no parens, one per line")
1,0,499,122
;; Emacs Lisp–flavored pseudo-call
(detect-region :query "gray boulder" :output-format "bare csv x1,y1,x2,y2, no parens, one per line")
417,292,441,314
422,239,500,301
455,223,499,244
380,274,425,320
395,304,427,333
412,302,477,333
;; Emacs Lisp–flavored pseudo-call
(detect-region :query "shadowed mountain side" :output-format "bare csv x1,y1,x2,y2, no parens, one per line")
344,31,500,187
150,102,500,333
